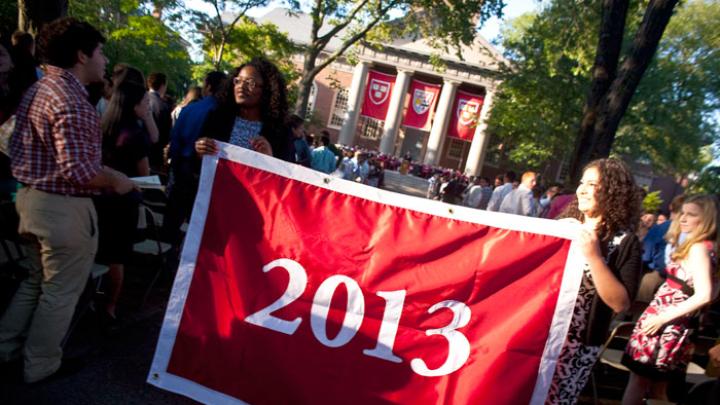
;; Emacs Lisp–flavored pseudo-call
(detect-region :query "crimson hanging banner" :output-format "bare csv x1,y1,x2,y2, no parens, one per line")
402,79,442,130
360,70,396,120
447,90,485,141
149,142,584,405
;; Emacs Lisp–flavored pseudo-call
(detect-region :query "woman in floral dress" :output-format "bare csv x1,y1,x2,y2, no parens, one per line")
621,195,718,405
546,158,643,404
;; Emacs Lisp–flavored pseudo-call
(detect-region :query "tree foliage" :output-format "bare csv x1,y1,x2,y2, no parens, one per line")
487,0,719,178
612,0,720,175
687,165,720,195
186,0,268,69
68,0,192,94
0,1,18,39
193,16,301,104
568,0,680,183
642,190,663,213
486,2,597,169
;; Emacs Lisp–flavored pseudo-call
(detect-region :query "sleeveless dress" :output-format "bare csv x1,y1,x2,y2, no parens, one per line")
622,240,717,380
545,231,628,404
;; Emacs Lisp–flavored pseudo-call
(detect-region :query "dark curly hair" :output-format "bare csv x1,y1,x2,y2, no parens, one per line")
37,17,105,69
221,57,289,159
559,158,641,242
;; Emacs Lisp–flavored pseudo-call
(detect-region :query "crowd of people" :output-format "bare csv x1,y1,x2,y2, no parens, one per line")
424,164,719,403
0,17,718,405
426,169,566,218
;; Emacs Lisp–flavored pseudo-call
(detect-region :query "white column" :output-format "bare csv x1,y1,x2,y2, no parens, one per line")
464,90,495,176
338,61,371,146
424,79,460,165
379,69,413,155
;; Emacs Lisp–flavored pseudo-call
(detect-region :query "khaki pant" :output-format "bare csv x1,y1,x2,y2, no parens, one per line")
0,187,97,383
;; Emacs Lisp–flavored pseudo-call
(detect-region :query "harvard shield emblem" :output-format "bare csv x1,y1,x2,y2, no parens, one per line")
368,79,391,105
412,89,435,115
457,99,480,127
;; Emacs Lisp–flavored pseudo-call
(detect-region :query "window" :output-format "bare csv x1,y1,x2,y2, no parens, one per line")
358,116,383,140
328,88,349,128
305,82,318,119
446,138,467,160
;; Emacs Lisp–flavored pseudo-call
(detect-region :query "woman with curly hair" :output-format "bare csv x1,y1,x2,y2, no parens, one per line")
546,158,643,404
621,195,717,405
194,57,291,160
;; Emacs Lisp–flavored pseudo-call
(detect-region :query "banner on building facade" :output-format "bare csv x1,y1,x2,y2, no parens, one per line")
402,79,442,130
447,90,485,141
360,70,396,120
148,142,584,405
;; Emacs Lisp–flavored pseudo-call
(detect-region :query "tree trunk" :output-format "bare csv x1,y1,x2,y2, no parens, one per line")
591,0,679,158
18,0,68,34
568,0,629,185
295,49,320,117
568,0,679,184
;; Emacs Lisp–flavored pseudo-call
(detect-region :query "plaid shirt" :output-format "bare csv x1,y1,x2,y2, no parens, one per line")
10,65,101,196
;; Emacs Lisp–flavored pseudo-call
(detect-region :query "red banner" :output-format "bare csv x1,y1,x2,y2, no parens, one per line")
360,70,396,120
149,144,582,405
402,79,441,130
447,90,485,141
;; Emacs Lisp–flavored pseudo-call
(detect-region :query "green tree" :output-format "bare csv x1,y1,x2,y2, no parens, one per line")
290,0,505,117
642,190,663,213
488,0,719,179
569,0,681,183
687,166,720,195
612,0,720,175
486,2,598,169
68,0,192,93
187,0,268,70
0,1,18,38
193,16,300,104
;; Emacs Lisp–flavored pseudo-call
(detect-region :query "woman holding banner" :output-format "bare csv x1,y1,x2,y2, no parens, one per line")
547,158,643,404
194,57,291,161
621,195,717,405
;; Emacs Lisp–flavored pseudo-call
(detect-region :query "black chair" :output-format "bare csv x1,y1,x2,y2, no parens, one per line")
133,203,172,308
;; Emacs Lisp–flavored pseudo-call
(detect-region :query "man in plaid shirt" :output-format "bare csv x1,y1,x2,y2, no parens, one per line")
0,18,134,384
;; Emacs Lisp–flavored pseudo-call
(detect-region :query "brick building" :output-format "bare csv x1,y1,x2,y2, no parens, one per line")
258,8,505,176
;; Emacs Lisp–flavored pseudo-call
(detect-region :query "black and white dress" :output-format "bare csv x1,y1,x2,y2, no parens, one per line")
545,232,627,405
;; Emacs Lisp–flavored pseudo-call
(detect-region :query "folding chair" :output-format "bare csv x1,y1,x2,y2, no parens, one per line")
598,321,635,371
589,321,635,403
61,263,109,347
134,203,172,308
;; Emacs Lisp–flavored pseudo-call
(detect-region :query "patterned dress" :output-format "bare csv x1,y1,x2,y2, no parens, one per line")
545,232,627,405
228,117,262,150
622,241,717,380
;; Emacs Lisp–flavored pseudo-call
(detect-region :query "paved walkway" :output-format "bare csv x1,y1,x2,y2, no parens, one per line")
381,170,429,198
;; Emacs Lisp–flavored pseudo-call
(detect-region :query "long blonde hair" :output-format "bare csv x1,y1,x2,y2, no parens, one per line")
665,194,718,262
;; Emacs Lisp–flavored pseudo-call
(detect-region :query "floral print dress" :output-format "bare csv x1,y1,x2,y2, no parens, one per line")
545,232,628,405
622,241,717,379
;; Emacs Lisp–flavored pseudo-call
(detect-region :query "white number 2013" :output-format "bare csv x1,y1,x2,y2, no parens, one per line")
243,259,472,377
